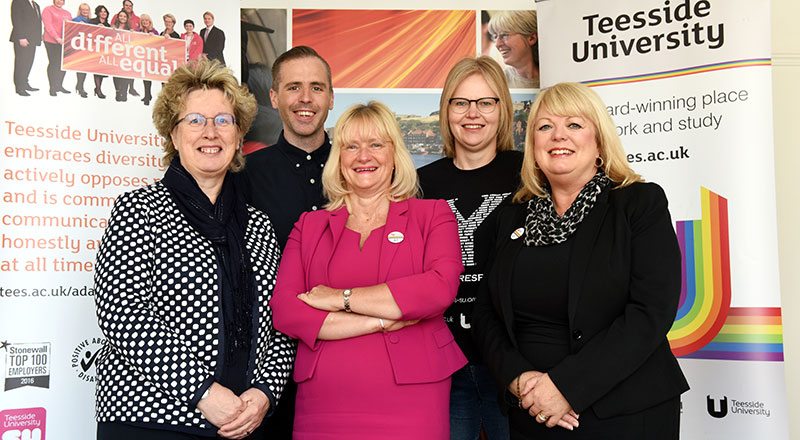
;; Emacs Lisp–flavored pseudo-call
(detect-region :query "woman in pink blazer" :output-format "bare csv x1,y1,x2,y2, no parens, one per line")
271,101,467,439
182,19,203,61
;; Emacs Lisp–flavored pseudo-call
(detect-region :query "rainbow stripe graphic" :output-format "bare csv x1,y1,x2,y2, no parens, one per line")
680,308,784,361
583,58,771,87
667,188,784,361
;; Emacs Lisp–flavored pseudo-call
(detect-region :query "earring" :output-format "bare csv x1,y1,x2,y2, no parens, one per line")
595,156,604,168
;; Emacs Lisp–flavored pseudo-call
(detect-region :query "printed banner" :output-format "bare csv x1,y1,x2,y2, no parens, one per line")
63,22,186,81
537,0,788,438
0,1,240,437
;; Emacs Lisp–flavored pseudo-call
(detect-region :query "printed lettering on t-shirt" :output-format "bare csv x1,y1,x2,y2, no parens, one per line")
447,192,510,266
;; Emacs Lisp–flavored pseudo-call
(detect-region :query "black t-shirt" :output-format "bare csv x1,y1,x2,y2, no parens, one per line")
243,131,330,249
418,149,523,362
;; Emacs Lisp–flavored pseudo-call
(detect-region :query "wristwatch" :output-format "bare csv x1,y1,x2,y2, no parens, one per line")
343,289,352,313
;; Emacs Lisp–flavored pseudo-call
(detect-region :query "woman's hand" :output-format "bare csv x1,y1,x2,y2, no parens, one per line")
522,373,577,429
217,388,270,439
380,318,420,332
510,372,579,430
297,285,344,311
196,382,245,428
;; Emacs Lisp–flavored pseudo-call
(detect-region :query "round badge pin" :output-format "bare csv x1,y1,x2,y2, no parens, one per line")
387,231,404,244
511,227,525,240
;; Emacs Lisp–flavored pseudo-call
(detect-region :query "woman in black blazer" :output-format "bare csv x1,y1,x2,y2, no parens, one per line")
472,82,689,439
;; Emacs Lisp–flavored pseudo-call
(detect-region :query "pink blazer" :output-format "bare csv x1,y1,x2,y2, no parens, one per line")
271,198,467,384
182,32,203,61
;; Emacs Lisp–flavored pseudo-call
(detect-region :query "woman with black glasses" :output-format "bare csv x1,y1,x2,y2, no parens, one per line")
417,56,524,440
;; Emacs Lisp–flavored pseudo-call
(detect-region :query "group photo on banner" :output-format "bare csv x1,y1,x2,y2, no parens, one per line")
0,0,790,439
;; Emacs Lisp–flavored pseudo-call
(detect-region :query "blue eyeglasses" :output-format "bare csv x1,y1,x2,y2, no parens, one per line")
174,113,236,130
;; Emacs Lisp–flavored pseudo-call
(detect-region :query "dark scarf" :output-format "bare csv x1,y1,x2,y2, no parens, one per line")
161,156,254,360
524,169,611,247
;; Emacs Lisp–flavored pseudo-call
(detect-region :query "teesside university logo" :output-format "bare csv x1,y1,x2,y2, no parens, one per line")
667,188,784,361
0,407,46,440
706,395,772,419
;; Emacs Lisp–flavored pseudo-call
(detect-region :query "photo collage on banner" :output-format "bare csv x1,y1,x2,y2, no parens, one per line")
536,0,788,438
240,4,538,167
0,0,240,437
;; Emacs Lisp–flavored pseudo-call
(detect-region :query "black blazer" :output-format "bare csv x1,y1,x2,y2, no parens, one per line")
9,0,42,45
472,182,689,418
200,26,225,64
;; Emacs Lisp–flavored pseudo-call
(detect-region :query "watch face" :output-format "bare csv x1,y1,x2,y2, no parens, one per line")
343,289,352,297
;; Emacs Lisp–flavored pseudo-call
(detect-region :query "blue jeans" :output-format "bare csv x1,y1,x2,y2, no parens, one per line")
450,364,510,440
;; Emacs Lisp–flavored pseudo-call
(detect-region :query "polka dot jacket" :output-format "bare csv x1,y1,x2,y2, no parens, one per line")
93,182,295,433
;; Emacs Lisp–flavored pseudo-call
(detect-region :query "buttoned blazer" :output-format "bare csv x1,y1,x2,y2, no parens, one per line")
93,182,294,433
472,182,689,418
200,26,225,64
271,198,467,385
10,0,42,45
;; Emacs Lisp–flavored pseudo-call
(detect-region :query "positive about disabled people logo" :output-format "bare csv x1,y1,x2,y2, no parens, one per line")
2,341,51,391
71,337,104,383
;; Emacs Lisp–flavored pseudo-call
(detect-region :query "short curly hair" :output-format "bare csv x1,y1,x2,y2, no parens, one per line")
152,59,257,172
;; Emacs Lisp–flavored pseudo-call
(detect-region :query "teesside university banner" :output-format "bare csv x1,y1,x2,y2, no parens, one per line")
0,1,238,437
62,22,186,82
537,0,788,438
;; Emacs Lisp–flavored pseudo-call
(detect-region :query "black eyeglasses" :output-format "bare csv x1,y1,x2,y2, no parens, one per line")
174,113,236,131
448,97,500,114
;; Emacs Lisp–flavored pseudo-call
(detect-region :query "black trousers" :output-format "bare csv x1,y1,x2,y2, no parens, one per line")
113,77,133,101
13,41,37,91
509,396,681,440
44,41,65,91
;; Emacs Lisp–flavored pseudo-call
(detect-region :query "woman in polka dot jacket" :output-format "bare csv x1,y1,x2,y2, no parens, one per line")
93,59,294,440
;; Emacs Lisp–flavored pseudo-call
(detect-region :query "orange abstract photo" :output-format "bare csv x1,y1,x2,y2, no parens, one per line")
293,9,475,89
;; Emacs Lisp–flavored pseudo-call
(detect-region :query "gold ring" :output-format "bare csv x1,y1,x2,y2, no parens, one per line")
537,412,549,422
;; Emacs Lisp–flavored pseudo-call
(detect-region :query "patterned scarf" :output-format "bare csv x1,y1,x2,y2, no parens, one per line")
523,170,611,247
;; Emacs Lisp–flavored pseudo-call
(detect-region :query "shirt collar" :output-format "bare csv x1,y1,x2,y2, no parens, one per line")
276,130,331,164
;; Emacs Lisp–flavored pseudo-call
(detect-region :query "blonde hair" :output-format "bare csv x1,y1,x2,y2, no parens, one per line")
139,13,154,32
439,56,514,158
152,59,257,172
488,10,538,36
514,82,642,202
323,101,419,210
162,13,176,24
488,10,539,67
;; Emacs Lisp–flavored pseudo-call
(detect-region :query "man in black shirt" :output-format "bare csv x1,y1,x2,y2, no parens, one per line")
243,46,334,439
244,46,334,249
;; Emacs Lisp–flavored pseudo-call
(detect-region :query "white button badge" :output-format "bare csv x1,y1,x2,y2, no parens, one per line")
387,231,404,244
